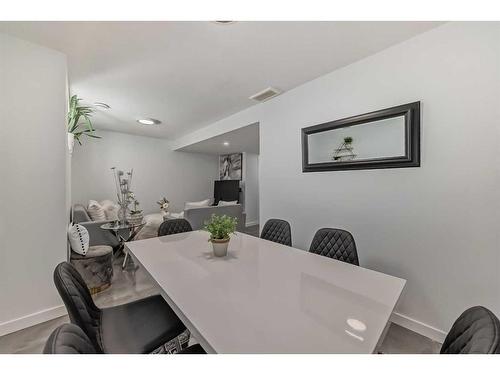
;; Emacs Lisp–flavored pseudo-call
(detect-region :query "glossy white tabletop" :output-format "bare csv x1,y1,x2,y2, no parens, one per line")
126,231,405,353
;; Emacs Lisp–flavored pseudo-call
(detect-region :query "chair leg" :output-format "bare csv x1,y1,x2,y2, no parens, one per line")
122,251,129,269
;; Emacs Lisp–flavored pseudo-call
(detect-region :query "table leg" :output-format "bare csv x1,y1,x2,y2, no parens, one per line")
122,250,129,269
374,321,391,353
106,226,143,271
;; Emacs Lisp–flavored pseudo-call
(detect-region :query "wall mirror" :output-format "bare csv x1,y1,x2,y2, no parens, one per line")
301,102,420,172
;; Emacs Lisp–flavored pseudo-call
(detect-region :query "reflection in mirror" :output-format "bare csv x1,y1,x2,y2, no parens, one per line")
308,116,406,164
301,102,420,172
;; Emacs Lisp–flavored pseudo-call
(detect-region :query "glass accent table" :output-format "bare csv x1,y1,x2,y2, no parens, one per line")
100,221,146,269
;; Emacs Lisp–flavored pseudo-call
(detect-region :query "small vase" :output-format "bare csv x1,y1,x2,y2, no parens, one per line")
127,212,144,226
211,238,229,257
118,205,128,225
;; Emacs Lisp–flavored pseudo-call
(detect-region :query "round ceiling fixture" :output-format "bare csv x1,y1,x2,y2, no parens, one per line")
137,118,161,125
213,21,236,25
223,141,230,146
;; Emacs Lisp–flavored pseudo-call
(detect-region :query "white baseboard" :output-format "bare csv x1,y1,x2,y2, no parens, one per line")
246,220,259,227
390,312,447,343
0,304,447,345
0,305,67,337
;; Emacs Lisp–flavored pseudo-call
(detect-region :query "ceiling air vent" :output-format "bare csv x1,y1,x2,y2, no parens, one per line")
249,87,281,103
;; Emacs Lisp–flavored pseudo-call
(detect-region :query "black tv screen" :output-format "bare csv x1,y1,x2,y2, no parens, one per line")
214,180,240,205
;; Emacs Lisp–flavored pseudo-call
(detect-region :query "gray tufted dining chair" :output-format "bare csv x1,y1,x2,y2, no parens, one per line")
260,219,292,246
309,228,359,266
440,306,500,354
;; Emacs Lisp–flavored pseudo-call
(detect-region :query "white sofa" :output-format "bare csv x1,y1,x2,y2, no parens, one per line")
184,204,246,231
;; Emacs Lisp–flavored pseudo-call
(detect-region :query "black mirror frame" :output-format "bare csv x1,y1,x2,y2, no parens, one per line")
301,102,420,172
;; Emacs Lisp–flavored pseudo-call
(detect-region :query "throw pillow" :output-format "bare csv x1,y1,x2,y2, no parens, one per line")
100,199,119,221
218,200,238,206
135,213,164,241
87,200,106,221
68,224,90,256
184,198,211,210
168,211,185,219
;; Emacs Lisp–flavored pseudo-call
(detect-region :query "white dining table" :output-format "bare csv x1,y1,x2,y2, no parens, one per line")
126,230,405,353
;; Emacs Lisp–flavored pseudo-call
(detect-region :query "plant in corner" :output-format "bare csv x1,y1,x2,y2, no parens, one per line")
203,214,238,257
67,95,108,149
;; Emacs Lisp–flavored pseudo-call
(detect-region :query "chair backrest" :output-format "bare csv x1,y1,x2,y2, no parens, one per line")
260,219,292,246
158,218,193,236
441,306,500,354
53,262,103,353
43,323,96,354
309,228,359,266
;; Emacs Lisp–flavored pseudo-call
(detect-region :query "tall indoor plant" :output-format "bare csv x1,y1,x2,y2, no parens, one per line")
67,95,107,151
204,214,237,257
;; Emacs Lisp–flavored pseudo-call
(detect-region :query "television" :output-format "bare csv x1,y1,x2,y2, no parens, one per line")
214,180,240,205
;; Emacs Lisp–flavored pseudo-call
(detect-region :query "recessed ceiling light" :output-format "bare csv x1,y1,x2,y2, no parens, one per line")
137,118,161,125
223,141,230,146
213,21,236,25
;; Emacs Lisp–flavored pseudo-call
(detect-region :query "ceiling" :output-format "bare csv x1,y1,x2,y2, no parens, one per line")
0,21,442,140
178,122,259,155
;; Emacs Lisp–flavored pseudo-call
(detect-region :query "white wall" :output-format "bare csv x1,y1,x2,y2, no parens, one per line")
72,130,218,214
0,33,68,335
242,153,259,226
171,23,500,338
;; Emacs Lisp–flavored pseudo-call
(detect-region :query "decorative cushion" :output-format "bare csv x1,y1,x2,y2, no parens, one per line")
87,200,106,221
68,224,89,256
134,213,187,241
218,200,238,206
134,213,164,241
168,211,184,219
151,330,191,354
100,200,119,221
184,199,211,210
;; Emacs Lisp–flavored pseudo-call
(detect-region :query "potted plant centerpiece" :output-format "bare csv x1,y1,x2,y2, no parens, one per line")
204,214,238,257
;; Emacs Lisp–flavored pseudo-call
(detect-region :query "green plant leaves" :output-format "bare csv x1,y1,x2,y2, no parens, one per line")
203,214,238,240
67,94,106,145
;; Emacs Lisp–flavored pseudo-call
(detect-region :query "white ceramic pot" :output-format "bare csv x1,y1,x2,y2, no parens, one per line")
211,238,229,257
